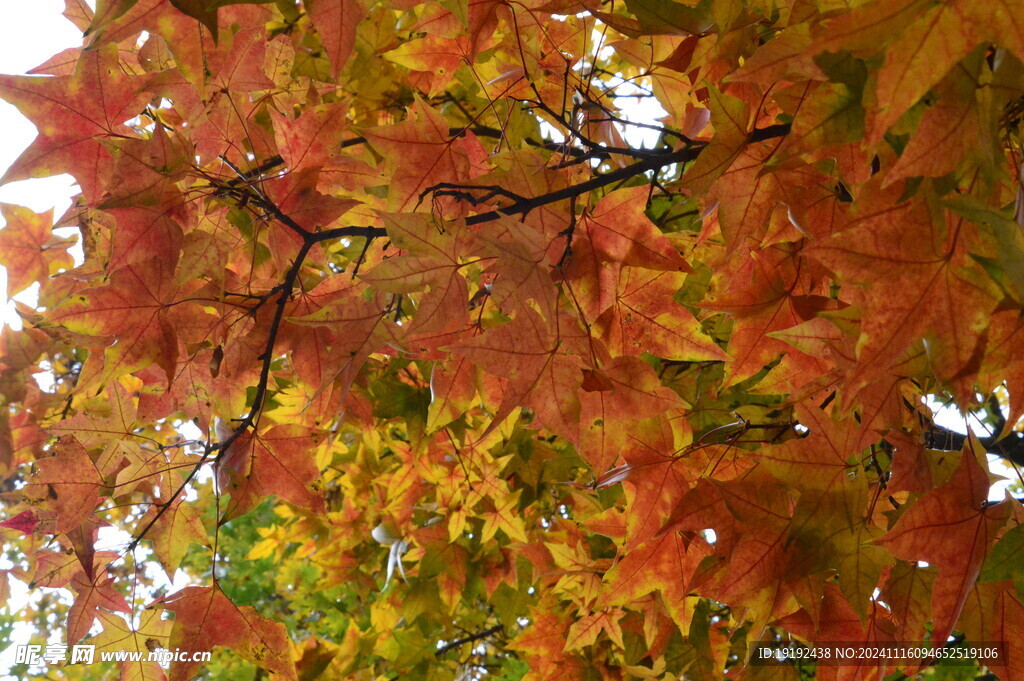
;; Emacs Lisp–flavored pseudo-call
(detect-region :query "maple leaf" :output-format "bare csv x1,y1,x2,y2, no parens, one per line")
579,358,685,475
137,493,208,577
865,0,1016,145
600,531,712,628
581,186,692,273
879,561,935,645
0,204,73,297
160,586,297,681
51,380,138,447
33,549,119,589
761,403,875,487
704,143,789,253
361,99,489,213
875,442,1010,644
704,243,834,388
217,424,326,519
0,510,41,535
270,99,357,172
564,608,626,651
262,168,362,254
467,149,573,247
284,274,402,399
67,570,132,644
670,473,800,618
100,109,194,209
360,213,471,341
43,256,212,388
385,35,475,97
89,609,173,681
984,588,1024,681
729,23,824,89
307,0,367,79
425,355,476,433
681,87,750,193
448,307,585,443
616,412,693,550
24,436,103,537
884,52,987,186
92,2,273,86
773,583,897,681
595,266,727,362
0,44,150,199
471,215,562,319
808,182,999,401
507,605,586,681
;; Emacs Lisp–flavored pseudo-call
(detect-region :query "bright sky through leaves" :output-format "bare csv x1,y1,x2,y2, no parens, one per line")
0,3,89,675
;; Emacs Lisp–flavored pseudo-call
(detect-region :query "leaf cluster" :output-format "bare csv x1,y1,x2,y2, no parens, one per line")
1,1,1024,681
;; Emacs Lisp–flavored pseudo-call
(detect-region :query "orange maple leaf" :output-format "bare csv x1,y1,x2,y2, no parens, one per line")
876,443,1010,644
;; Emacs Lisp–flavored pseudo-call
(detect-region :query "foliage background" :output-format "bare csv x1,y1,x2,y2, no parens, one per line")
0,1,1023,681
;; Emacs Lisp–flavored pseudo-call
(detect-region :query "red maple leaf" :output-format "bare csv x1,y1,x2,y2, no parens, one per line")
875,442,1010,644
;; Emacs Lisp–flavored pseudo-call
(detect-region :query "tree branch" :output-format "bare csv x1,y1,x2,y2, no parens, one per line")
465,146,696,225
435,624,504,656
920,394,1024,466
128,236,315,552
458,124,789,225
923,425,1024,466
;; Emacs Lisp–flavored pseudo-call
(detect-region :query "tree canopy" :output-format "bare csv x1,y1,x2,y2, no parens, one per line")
2,0,1024,679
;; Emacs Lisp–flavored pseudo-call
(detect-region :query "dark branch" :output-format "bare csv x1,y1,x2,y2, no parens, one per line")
128,184,391,551
216,155,285,187
435,624,504,657
750,123,791,142
921,393,1024,466
419,182,528,209
128,238,315,552
924,425,1024,466
465,146,698,226
312,225,388,242
422,123,792,227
